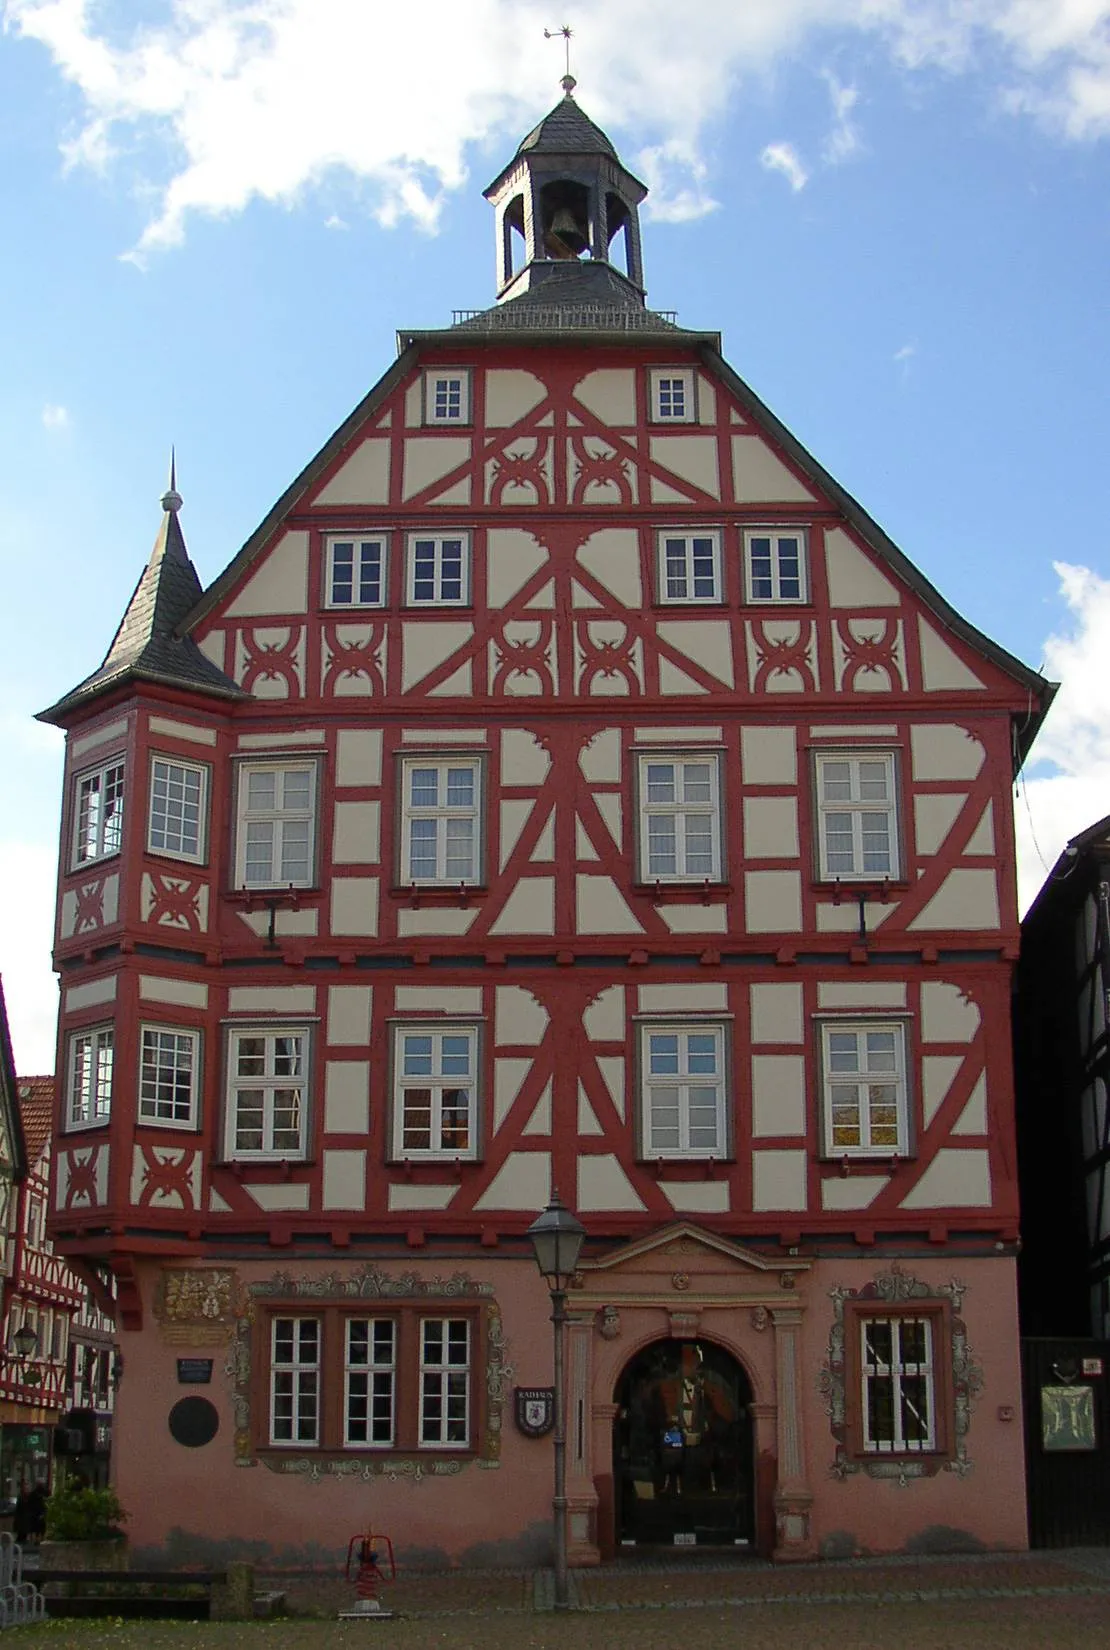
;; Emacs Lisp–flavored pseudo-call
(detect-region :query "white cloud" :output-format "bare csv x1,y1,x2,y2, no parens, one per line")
324,214,349,231
5,0,1110,257
822,69,861,164
1016,561,1110,913
41,402,69,430
761,141,810,191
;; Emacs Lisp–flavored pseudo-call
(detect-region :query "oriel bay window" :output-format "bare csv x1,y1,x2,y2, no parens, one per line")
73,758,125,867
66,1026,114,1129
264,1306,477,1454
225,1027,309,1160
391,1023,479,1160
148,756,207,862
138,1024,200,1128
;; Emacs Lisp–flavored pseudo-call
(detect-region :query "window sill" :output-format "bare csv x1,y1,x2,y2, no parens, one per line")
643,1157,730,1178
62,1121,112,1137
637,880,732,905
255,1446,478,1465
391,883,488,908
392,1159,478,1179
223,1157,313,1176
224,886,320,905
822,1152,910,1170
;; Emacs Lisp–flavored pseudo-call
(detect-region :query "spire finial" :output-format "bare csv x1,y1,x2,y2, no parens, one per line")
161,446,182,515
544,24,575,94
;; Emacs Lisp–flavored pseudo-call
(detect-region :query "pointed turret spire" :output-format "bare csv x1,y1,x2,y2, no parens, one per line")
38,459,244,724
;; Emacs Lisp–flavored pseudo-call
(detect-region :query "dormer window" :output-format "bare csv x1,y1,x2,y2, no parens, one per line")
649,368,696,424
423,370,471,426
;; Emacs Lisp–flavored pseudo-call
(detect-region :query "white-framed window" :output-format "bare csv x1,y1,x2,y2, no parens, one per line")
423,369,471,426
73,759,125,867
419,1318,471,1448
637,753,722,882
270,1316,320,1446
657,531,722,603
819,1019,908,1156
225,1027,309,1160
325,534,388,609
860,1315,936,1454
400,756,483,884
138,1024,201,1128
639,1022,728,1159
649,367,696,423
393,1024,479,1160
743,528,809,603
67,1026,114,1129
406,534,470,606
148,756,207,862
345,1318,396,1448
814,751,899,881
234,761,317,889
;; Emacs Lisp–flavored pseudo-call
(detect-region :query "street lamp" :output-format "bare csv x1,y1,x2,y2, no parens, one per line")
7,1325,41,1386
527,1193,586,1610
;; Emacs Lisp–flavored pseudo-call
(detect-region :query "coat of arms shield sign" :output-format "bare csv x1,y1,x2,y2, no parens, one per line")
514,1386,555,1436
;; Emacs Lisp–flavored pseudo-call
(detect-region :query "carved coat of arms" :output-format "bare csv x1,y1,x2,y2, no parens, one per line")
514,1387,555,1437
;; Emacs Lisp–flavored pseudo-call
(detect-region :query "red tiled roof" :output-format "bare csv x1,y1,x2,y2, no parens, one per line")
16,1076,54,1167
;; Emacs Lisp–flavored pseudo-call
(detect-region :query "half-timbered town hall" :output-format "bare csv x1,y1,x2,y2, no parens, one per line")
40,82,1054,1564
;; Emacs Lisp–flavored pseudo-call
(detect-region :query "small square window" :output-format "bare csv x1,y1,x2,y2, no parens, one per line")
649,368,697,423
657,531,722,603
138,1024,201,1128
66,1026,114,1129
392,1023,479,1161
819,1018,909,1157
423,370,471,426
406,534,470,606
326,536,388,608
744,529,809,603
638,1022,728,1159
72,759,125,868
148,757,207,862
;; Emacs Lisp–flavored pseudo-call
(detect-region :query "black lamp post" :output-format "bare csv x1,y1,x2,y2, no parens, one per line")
8,1324,41,1386
527,1194,586,1610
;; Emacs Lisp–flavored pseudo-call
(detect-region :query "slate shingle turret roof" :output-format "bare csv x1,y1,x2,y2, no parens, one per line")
448,260,688,335
515,92,619,160
38,485,244,725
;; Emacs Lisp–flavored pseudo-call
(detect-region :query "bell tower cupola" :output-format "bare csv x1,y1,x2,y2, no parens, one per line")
484,77,648,307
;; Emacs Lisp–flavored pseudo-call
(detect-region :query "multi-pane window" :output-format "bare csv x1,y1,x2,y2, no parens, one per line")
860,1315,936,1454
226,1028,308,1159
419,1318,471,1447
400,758,482,884
815,752,899,880
270,1317,320,1446
658,532,722,603
234,762,317,888
638,755,722,882
138,1025,200,1127
407,534,469,605
326,535,387,608
345,1319,396,1448
820,1020,908,1156
148,758,206,861
73,760,125,866
67,1027,114,1128
650,367,696,423
744,529,808,602
640,1023,727,1158
393,1025,478,1160
424,370,470,425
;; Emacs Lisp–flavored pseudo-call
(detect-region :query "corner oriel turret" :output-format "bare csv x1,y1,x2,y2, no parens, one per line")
484,78,647,307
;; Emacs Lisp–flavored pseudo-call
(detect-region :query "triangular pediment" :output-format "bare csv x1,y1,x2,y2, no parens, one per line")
580,1222,808,1279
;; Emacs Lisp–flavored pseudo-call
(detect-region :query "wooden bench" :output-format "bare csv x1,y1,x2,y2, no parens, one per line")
35,1564,260,1619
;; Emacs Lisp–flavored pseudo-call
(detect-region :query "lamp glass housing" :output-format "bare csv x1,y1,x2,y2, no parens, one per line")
527,1198,586,1286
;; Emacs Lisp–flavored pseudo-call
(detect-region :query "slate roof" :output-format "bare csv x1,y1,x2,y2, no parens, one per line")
39,497,245,724
15,1077,53,1170
449,260,687,335
516,92,619,160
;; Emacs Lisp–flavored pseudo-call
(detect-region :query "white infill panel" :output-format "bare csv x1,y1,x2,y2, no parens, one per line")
225,531,308,617
502,728,551,784
743,796,799,858
494,1059,532,1129
333,802,380,864
918,616,986,691
921,983,980,1042
244,1184,311,1211
751,1056,806,1137
577,1085,604,1136
579,728,621,782
638,983,727,1012
822,526,898,606
522,1079,553,1135
322,1151,367,1210
821,1176,888,1211
952,1074,988,1135
313,438,390,505
744,870,802,933
913,794,966,856
818,982,907,1009
388,1185,457,1211
900,1149,992,1209
227,985,315,1014
401,623,473,693
324,1063,370,1134
490,879,555,935
740,726,797,785
922,1056,963,1128
475,1153,552,1211
660,1182,730,1214
575,876,643,934
908,869,999,931
577,1154,645,1211
327,987,373,1046
65,976,117,1011
596,1057,625,1120
910,725,985,782
751,1150,808,1211
396,907,479,936
659,906,728,934
484,369,547,427
330,878,379,936
148,716,217,746
495,987,549,1046
573,368,636,425
749,983,803,1046
71,718,128,760
336,729,383,787
395,987,482,1013
487,528,548,606
656,621,734,688
575,528,643,607
584,986,624,1041
139,976,208,1009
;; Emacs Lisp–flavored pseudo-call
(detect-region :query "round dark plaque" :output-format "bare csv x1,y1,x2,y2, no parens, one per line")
168,1396,220,1448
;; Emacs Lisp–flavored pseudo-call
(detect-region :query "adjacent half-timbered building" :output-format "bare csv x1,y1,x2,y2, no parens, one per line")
40,86,1054,1564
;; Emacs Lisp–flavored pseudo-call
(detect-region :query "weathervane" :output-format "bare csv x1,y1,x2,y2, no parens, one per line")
544,24,576,94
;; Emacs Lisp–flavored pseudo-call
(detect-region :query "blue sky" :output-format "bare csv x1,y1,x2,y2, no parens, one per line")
3,0,1110,1072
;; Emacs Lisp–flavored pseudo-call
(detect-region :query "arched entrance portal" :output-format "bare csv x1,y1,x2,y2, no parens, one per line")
613,1338,755,1548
